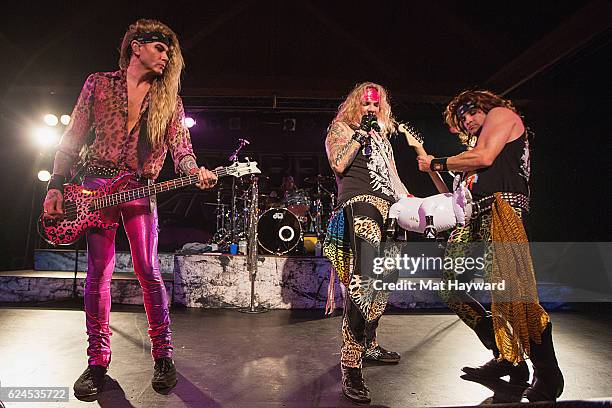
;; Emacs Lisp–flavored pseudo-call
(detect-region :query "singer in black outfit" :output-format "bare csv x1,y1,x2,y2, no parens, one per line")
324,82,410,404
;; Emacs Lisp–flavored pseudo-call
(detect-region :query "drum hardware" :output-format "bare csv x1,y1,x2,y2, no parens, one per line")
283,189,311,226
208,167,339,256
205,192,231,245
304,175,336,238
207,139,253,247
303,175,335,185
228,139,250,245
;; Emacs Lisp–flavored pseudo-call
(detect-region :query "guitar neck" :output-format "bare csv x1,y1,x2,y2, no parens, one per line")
94,167,229,210
411,144,427,157
398,124,449,194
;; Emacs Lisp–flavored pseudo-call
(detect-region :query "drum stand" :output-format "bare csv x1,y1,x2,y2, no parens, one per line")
312,182,323,236
228,139,250,245
311,182,335,238
240,174,267,314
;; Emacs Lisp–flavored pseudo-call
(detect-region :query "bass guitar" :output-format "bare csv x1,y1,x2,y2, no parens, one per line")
38,161,261,246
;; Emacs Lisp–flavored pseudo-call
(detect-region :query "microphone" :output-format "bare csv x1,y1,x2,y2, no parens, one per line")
359,113,380,157
229,138,250,162
366,112,380,132
359,113,380,132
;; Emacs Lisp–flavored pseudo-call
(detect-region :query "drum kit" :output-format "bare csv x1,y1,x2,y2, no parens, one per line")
208,173,336,255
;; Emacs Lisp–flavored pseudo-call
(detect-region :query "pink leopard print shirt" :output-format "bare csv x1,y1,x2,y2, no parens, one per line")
58,69,195,179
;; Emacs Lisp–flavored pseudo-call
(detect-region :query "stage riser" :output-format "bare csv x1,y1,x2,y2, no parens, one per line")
21,251,449,308
173,254,451,308
34,249,175,274
0,275,173,305
16,250,577,309
174,254,344,308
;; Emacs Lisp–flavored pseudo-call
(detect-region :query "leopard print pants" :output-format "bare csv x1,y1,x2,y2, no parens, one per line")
339,196,394,368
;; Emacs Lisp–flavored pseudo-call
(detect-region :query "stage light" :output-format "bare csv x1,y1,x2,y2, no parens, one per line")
60,114,71,125
34,127,59,147
44,114,59,126
37,170,51,182
183,117,196,128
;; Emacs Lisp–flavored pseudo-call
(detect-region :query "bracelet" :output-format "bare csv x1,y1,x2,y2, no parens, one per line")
351,132,367,146
430,157,449,172
47,174,67,192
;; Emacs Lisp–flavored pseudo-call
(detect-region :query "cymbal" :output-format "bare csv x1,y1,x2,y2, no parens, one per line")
304,175,334,184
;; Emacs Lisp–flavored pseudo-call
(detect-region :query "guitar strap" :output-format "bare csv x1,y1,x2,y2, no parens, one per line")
137,108,153,175
69,127,97,185
136,109,156,214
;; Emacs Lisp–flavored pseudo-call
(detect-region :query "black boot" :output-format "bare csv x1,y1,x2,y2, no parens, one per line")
152,357,178,392
341,364,370,404
462,357,530,387
461,316,530,386
523,322,564,402
363,345,401,364
73,365,107,397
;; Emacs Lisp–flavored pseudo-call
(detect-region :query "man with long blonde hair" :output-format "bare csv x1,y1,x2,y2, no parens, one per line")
323,82,409,403
43,19,217,397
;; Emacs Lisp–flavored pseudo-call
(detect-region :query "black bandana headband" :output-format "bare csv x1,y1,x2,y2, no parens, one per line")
134,31,172,46
456,100,478,118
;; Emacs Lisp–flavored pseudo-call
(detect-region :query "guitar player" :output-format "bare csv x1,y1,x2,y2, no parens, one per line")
42,19,216,397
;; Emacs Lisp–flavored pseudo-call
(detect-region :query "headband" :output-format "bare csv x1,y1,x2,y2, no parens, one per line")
456,100,478,118
363,87,380,103
134,31,172,46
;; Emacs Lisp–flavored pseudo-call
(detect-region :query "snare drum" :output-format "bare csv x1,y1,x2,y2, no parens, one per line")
257,208,302,255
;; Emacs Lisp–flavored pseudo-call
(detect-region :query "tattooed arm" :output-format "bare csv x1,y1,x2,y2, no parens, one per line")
178,156,217,190
179,155,199,175
325,122,365,175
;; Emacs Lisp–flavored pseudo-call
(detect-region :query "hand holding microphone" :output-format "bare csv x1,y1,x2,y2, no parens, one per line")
361,112,380,132
357,112,380,156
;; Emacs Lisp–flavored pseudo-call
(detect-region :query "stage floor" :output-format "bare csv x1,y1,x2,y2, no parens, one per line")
0,304,610,407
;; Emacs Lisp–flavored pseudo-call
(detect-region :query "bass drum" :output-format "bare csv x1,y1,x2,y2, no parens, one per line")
257,208,302,255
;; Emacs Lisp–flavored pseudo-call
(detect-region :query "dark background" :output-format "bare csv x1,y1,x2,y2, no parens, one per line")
1,0,610,269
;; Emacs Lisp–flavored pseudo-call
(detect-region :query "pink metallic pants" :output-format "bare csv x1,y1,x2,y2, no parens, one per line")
83,177,172,367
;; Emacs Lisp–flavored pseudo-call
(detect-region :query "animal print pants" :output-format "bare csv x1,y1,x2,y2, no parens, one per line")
440,208,523,334
340,195,394,368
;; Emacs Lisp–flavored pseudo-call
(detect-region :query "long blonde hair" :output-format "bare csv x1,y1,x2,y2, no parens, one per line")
119,19,185,147
332,82,396,137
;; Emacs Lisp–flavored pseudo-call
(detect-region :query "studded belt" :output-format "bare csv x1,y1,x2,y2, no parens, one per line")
85,164,122,178
472,192,530,218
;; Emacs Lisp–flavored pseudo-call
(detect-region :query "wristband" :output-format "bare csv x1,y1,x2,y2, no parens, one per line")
47,174,67,192
351,132,367,146
430,158,449,172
